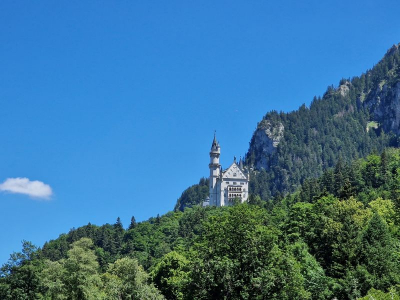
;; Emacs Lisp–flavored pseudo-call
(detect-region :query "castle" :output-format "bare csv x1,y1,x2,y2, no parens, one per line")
203,133,250,207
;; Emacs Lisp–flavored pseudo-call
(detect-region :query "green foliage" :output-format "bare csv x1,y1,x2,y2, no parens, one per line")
358,214,399,293
358,287,400,300
129,216,137,230
41,238,104,299
40,239,164,299
151,251,189,300
187,204,310,299
174,178,209,211
288,242,334,300
5,150,400,299
103,257,164,300
0,241,42,300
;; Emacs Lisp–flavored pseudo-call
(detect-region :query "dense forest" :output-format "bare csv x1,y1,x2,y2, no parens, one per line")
2,149,400,299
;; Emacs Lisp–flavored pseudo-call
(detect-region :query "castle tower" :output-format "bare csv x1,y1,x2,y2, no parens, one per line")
209,132,220,206
204,132,250,207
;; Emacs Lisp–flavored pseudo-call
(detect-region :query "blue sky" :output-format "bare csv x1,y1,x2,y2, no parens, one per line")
1,0,400,263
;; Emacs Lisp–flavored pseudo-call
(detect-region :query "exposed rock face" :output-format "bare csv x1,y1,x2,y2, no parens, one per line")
362,44,400,135
252,119,284,169
365,81,400,135
337,81,350,97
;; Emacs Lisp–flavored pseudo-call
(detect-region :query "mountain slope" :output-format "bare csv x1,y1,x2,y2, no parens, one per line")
247,43,400,198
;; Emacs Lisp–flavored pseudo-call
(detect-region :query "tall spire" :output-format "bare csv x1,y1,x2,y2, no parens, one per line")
239,156,243,169
211,130,219,148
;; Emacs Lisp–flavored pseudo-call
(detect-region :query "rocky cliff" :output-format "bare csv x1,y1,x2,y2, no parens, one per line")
250,119,284,170
365,81,400,135
363,44,400,135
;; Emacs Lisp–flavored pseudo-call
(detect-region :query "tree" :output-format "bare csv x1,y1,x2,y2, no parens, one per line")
129,216,137,230
286,202,316,243
359,287,400,300
41,260,67,300
41,238,104,300
358,213,399,293
248,194,263,206
0,241,42,300
114,217,124,232
288,242,334,300
380,150,389,186
103,257,164,300
368,198,396,230
113,217,124,254
156,214,161,225
329,198,368,278
151,251,189,300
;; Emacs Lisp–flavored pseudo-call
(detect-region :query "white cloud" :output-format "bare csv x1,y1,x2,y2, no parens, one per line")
0,177,53,200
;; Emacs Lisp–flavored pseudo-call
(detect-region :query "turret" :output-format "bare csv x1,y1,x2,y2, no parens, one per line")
209,132,221,205
209,132,221,179
239,156,244,170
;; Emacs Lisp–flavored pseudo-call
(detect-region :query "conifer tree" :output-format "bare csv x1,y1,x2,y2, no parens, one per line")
334,158,345,197
129,216,137,230
380,150,389,187
359,213,398,292
114,217,123,231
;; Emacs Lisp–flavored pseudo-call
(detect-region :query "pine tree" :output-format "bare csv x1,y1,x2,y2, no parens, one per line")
334,158,345,197
128,216,137,230
114,217,123,231
380,150,389,187
359,213,398,292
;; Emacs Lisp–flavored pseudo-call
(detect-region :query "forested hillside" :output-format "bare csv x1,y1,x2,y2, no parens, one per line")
175,44,400,211
174,178,208,212
2,149,400,299
247,43,400,199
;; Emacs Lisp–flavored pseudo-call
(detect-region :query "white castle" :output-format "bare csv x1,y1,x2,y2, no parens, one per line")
203,133,250,207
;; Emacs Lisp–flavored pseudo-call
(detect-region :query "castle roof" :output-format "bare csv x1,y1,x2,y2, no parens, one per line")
211,131,219,148
221,161,248,180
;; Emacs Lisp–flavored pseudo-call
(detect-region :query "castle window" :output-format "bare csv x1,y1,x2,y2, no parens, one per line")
233,173,237,177
240,182,244,185
233,182,237,185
